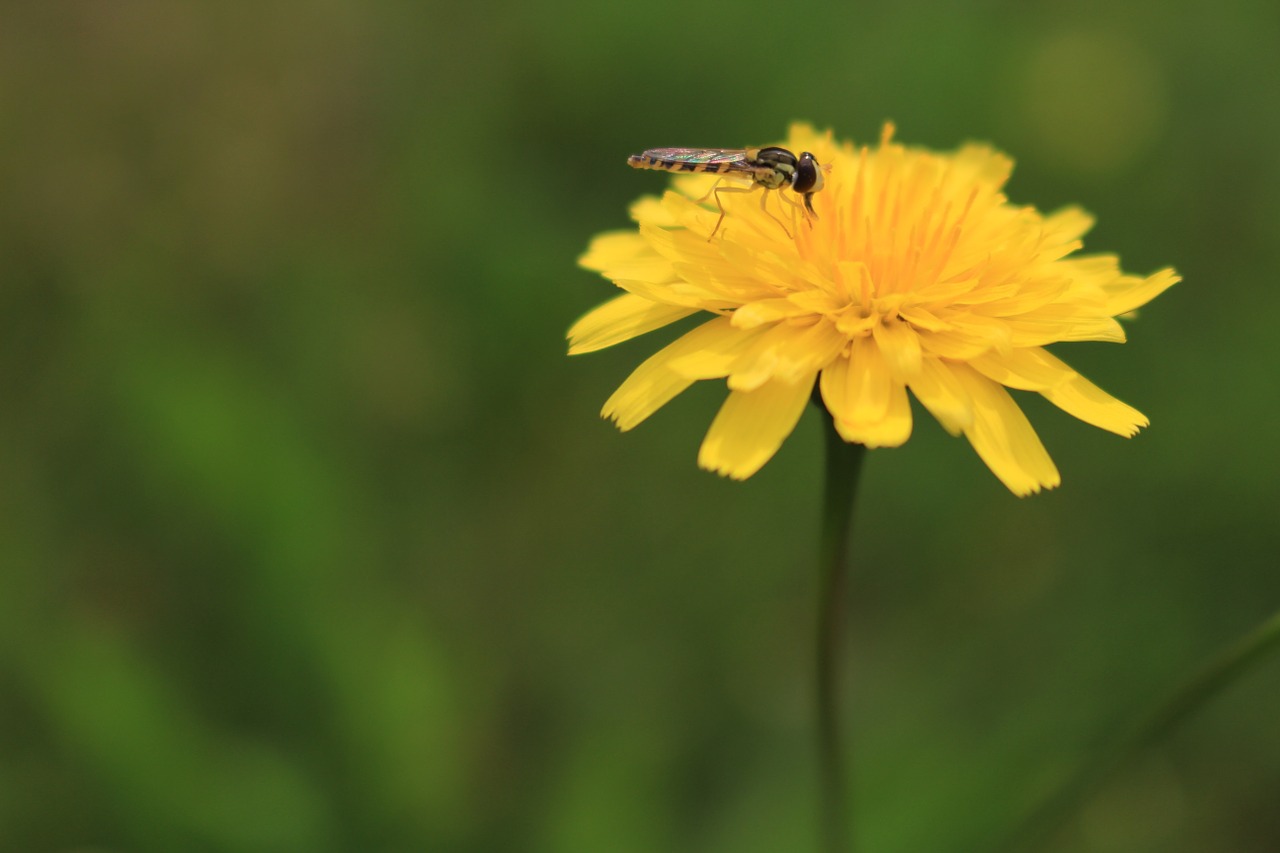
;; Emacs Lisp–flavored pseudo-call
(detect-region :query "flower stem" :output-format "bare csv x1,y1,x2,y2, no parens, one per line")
996,606,1280,853
816,407,866,853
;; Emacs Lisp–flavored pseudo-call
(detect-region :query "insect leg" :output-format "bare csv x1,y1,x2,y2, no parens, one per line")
709,183,762,240
778,192,814,231
695,176,725,205
756,188,794,240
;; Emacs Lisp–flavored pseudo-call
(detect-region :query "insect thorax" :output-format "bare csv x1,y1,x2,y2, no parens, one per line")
749,147,799,190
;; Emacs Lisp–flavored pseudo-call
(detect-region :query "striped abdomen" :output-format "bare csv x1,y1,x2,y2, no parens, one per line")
627,148,747,175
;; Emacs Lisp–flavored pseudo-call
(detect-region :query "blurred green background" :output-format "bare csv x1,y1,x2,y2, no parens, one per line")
2,1,1278,851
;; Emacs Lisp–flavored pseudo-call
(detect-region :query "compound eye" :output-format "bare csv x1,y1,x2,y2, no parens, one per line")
791,152,824,194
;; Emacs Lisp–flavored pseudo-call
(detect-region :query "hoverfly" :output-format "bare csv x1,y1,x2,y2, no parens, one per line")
627,146,825,239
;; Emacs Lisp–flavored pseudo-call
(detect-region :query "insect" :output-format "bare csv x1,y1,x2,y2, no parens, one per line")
627,146,825,239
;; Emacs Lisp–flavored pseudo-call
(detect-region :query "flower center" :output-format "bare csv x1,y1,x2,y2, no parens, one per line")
832,293,911,337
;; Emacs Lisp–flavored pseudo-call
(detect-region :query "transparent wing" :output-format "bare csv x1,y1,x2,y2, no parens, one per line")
637,148,749,164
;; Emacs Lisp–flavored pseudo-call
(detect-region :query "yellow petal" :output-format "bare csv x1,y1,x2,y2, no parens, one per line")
718,240,803,292
727,319,847,390
948,313,1014,355
916,277,982,305
669,172,732,205
819,336,891,424
594,256,680,284
674,260,781,305
568,294,699,355
724,331,787,392
786,122,835,156
818,352,853,419
579,231,652,272
615,276,734,310
1105,267,1180,316
1034,351,1148,436
778,321,849,382
872,317,923,379
666,323,769,380
640,219,728,268
602,317,734,430
951,143,1014,188
698,376,815,479
969,347,1076,391
963,275,1070,315
917,326,998,360
898,304,950,332
629,195,678,226
731,298,813,329
1006,313,1126,346
834,381,912,447
638,218,781,307
950,363,1061,496
907,358,973,435
1062,254,1120,278
1041,206,1095,245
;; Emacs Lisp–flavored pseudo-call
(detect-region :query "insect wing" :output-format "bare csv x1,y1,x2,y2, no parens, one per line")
638,148,749,166
636,147,774,178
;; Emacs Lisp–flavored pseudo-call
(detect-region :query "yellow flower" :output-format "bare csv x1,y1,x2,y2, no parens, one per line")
569,124,1178,495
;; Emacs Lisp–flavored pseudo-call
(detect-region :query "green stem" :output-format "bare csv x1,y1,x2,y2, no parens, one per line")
997,607,1280,853
816,407,867,853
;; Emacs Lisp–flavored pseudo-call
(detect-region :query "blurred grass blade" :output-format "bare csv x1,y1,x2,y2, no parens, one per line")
997,606,1280,853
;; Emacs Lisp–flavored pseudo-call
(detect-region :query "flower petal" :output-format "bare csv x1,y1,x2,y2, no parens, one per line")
898,304,950,332
917,325,1001,360
1041,206,1095,245
1105,267,1180,316
673,261,784,305
968,347,1075,391
615,276,734,310
602,317,734,430
640,219,728,268
787,122,836,157
950,363,1061,495
834,380,912,448
718,240,808,292
638,218,785,306
568,294,698,355
964,275,1071,315
629,195,679,227
665,323,769,380
1034,351,1148,436
777,321,849,382
819,336,891,426
594,257,681,284
731,298,815,329
579,231,652,271
907,358,973,435
948,313,1014,354
872,317,923,379
728,319,847,391
698,376,814,479
1006,313,1126,346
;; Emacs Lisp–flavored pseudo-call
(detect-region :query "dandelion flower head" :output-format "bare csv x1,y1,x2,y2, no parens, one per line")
569,124,1178,495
